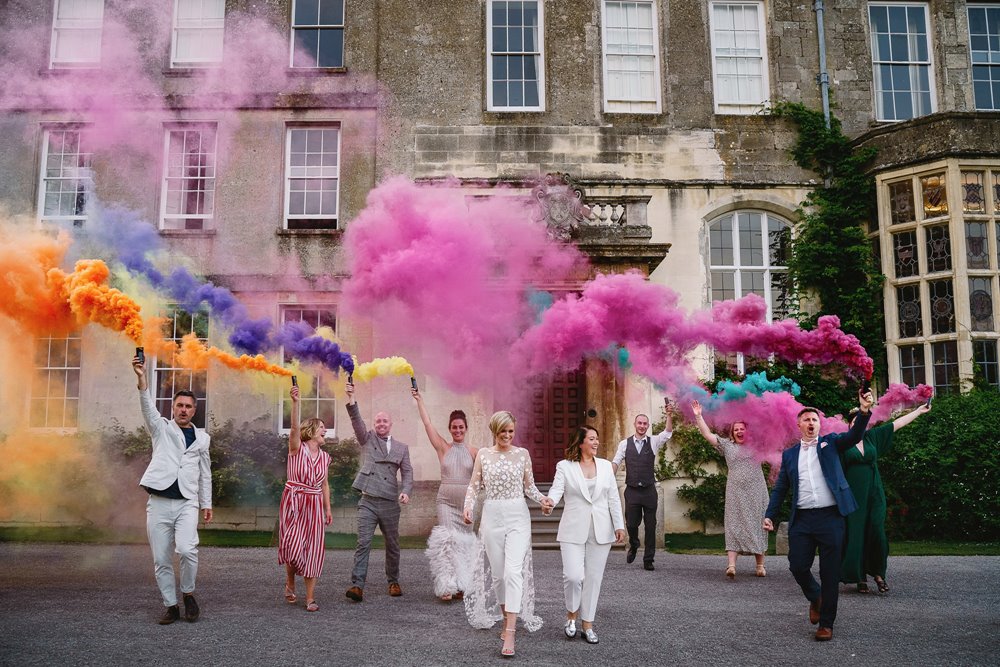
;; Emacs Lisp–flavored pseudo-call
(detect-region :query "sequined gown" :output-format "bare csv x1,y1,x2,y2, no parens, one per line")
425,443,477,597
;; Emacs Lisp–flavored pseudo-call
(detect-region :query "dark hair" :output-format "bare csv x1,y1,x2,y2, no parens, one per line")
565,425,599,462
173,390,197,403
448,410,468,428
797,407,820,419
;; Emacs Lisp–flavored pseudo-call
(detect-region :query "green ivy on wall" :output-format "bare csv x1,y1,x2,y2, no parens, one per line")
770,102,886,379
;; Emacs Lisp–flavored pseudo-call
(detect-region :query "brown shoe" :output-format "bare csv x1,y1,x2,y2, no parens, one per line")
815,627,833,641
388,583,402,597
809,598,821,625
345,586,364,602
158,605,180,625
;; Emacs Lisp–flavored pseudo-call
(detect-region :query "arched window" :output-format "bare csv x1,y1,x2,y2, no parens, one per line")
709,210,792,321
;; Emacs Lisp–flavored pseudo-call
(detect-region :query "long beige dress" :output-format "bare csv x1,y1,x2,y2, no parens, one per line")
425,443,477,596
715,436,769,554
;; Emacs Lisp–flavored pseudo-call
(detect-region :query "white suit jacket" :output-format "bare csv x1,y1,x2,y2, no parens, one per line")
547,458,624,545
137,388,212,508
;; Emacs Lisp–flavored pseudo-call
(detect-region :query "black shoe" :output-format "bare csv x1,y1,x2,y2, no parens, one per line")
626,547,637,564
183,593,199,622
158,605,180,625
644,562,655,571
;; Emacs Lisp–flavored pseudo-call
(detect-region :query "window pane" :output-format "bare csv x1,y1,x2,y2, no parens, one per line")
319,0,345,25
973,340,1000,388
921,173,948,217
970,277,994,332
293,29,319,67
294,0,319,26
931,341,959,395
896,283,922,338
928,278,955,335
961,171,987,213
155,308,208,428
738,212,763,266
924,224,952,273
892,230,919,278
317,28,344,67
899,344,925,386
710,216,734,265
966,221,990,269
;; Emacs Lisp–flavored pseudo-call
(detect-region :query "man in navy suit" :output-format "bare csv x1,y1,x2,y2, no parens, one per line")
763,389,873,641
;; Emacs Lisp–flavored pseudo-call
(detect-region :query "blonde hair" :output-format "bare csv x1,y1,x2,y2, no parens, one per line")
300,418,325,442
488,410,516,440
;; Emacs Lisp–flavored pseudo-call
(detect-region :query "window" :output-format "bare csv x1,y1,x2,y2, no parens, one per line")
709,211,791,321
155,308,209,428
931,340,959,394
967,221,991,269
171,0,225,67
161,125,217,231
974,339,1000,387
49,0,104,68
38,127,92,226
284,126,339,230
970,277,995,332
488,0,545,111
896,283,922,338
709,1,770,114
924,224,952,273
928,278,956,334
969,4,1000,110
868,3,934,121
290,0,344,68
602,1,661,113
899,344,925,387
892,230,919,278
30,334,81,428
280,307,337,434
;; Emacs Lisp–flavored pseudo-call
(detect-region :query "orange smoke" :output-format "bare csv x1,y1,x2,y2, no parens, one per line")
178,333,292,377
0,232,77,336
49,259,145,343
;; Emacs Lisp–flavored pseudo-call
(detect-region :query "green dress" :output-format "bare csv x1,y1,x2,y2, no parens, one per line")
840,422,894,583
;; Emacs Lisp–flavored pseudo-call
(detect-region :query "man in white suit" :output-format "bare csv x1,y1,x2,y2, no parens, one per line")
133,355,213,625
545,426,626,644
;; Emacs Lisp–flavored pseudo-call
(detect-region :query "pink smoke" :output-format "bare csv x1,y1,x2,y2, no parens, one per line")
341,177,585,393
868,383,933,423
511,272,874,390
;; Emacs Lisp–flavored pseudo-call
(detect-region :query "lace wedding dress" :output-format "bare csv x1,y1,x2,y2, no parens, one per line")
462,446,544,632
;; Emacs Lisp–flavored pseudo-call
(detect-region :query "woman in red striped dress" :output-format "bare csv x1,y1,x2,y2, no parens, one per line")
278,384,332,612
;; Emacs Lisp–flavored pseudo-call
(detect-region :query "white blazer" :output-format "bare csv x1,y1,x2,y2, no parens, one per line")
137,388,212,508
547,458,624,545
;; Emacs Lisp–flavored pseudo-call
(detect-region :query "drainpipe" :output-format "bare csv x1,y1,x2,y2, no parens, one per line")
814,0,832,129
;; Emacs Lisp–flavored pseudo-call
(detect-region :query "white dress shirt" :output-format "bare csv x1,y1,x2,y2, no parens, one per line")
796,441,837,509
611,429,672,467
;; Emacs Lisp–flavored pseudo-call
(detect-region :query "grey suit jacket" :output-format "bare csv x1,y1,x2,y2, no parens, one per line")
347,402,413,501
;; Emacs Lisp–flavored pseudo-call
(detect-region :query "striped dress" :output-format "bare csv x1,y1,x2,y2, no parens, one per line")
278,447,331,578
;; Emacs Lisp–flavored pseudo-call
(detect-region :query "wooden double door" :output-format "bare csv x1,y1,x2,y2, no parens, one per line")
522,367,587,483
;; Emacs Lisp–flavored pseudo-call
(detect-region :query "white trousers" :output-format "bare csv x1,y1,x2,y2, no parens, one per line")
481,499,531,614
146,495,200,607
559,522,613,623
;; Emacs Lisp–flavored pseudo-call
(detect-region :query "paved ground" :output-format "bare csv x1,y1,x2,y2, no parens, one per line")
0,543,997,666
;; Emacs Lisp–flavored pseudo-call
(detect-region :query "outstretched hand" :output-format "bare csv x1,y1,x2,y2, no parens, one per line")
691,400,702,417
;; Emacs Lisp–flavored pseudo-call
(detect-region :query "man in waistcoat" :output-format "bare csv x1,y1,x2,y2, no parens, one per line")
611,399,672,570
344,379,414,602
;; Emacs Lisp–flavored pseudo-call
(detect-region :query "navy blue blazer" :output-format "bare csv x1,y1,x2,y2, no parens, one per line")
765,411,872,527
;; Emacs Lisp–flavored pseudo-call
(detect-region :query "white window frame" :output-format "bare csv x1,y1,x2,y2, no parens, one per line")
601,0,662,114
968,3,1000,111
30,333,82,431
283,124,341,230
708,1,770,115
289,0,346,68
153,307,209,429
171,0,226,68
159,124,218,231
487,0,546,112
868,2,937,122
278,306,338,436
37,126,93,227
49,0,104,68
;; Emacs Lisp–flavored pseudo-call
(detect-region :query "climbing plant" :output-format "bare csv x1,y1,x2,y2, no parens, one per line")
770,102,886,378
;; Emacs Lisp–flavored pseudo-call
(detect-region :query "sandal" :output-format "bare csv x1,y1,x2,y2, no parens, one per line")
454,591,464,601
500,627,516,658
725,565,736,579
874,577,889,593
857,581,870,593
284,585,297,604
755,564,766,577
306,600,319,612
439,593,454,602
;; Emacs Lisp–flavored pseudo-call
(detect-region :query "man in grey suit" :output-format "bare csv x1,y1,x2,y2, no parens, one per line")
344,379,413,602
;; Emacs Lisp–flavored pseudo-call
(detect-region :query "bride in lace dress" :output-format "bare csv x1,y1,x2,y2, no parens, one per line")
462,410,551,657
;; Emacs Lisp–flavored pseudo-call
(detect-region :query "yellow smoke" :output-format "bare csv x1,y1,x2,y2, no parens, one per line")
352,356,415,382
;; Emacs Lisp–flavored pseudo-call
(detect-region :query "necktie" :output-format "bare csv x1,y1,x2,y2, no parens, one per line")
801,438,818,449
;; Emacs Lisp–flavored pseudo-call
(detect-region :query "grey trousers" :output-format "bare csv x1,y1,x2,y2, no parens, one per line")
351,495,401,588
146,495,200,607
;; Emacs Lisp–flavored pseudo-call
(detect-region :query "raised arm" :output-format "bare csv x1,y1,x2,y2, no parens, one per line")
650,398,674,448
133,356,163,440
690,400,719,448
411,388,449,458
344,380,369,443
829,389,874,452
288,385,302,456
892,402,931,432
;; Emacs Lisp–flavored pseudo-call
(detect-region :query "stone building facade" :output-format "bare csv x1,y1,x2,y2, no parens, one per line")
0,1,997,534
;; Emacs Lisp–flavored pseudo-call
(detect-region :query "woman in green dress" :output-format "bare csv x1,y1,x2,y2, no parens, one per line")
840,401,931,593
